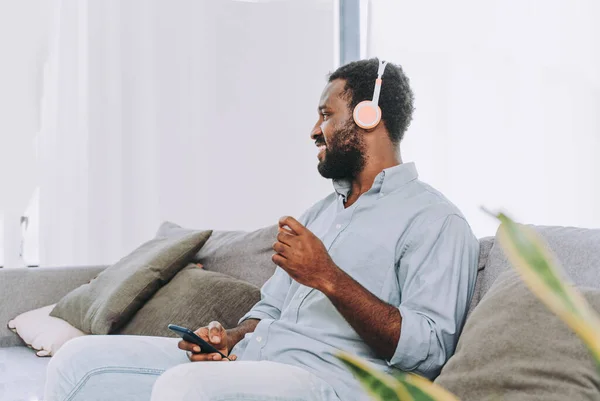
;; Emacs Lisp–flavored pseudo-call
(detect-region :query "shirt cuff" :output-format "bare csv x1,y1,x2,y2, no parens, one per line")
389,305,433,372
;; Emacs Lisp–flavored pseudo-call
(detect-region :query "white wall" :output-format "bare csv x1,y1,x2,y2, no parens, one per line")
0,0,57,266
39,0,336,266
368,0,600,237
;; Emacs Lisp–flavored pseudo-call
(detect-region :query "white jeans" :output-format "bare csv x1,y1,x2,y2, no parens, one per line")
44,335,341,401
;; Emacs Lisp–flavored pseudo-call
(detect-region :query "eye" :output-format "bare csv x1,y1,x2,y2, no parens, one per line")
321,112,330,120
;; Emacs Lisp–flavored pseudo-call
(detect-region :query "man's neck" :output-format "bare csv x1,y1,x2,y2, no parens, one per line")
344,152,402,208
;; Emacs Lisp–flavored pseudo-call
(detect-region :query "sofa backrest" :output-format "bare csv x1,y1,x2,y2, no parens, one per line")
157,222,278,288
469,225,600,316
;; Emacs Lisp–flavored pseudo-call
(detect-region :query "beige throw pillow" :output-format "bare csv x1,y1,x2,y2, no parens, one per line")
119,264,261,337
50,230,212,334
435,270,600,401
8,304,85,357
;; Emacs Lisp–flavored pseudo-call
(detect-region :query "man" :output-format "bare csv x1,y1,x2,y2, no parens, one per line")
45,58,478,401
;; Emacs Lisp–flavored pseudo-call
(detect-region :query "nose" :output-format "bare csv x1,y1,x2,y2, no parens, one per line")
310,123,323,141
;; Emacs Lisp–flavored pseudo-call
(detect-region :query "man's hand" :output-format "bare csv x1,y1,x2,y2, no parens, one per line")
177,321,237,362
272,216,342,293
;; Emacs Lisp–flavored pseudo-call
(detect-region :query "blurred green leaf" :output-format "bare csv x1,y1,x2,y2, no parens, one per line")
396,372,461,401
338,352,461,401
338,352,411,401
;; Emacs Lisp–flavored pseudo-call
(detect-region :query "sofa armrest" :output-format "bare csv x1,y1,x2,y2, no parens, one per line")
0,265,107,348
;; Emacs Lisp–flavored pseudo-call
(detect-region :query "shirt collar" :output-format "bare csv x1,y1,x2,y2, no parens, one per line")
332,162,419,200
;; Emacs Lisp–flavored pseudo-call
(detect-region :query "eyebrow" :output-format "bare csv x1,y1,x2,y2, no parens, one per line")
318,105,331,112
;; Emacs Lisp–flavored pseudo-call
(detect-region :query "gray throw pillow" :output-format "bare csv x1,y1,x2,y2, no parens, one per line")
50,230,213,334
118,264,261,337
156,222,278,288
435,269,600,401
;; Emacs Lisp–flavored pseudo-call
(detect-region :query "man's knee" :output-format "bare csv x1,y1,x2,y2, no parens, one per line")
152,363,209,401
45,336,97,400
47,337,91,381
45,335,132,400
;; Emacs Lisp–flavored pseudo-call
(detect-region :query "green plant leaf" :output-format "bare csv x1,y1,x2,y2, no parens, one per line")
338,352,461,401
488,209,600,371
393,372,461,401
338,352,411,401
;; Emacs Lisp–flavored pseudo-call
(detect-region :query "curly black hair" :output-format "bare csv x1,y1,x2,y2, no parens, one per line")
329,58,414,144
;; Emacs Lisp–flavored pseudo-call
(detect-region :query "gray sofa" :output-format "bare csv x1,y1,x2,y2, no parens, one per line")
2,225,599,401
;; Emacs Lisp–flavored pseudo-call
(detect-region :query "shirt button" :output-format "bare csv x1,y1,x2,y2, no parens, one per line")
256,336,262,343
335,224,342,229
297,292,304,299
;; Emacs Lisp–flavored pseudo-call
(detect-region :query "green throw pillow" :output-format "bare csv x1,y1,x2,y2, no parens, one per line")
50,230,212,334
118,264,261,337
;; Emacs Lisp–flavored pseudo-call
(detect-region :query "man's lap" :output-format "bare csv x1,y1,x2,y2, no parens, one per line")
152,360,339,401
45,335,340,401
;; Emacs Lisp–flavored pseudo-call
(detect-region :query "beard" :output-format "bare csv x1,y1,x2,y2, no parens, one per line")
317,120,366,180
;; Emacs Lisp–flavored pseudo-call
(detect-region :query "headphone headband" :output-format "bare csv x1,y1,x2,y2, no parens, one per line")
372,60,388,106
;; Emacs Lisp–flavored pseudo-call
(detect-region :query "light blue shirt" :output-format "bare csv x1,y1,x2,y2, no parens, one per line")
233,162,479,400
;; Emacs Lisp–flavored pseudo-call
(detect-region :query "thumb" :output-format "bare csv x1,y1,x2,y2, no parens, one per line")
207,321,225,344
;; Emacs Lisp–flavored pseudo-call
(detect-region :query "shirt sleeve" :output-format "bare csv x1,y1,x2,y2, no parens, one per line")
238,266,292,323
389,214,479,379
238,207,319,324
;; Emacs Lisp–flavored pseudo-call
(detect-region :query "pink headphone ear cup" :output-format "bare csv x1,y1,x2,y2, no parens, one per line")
353,101,382,129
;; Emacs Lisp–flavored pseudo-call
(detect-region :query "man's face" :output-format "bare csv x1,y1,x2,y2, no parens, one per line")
311,79,366,180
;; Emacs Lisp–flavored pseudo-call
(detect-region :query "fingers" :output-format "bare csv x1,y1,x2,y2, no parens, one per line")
272,241,290,256
207,321,225,344
276,229,296,246
273,225,296,258
180,323,233,362
187,352,230,362
193,326,209,340
272,253,287,268
278,216,305,235
178,340,201,354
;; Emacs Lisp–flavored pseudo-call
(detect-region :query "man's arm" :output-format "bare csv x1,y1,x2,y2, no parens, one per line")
273,216,401,359
225,318,260,353
323,270,401,359
273,214,479,377
322,215,479,371
387,215,478,377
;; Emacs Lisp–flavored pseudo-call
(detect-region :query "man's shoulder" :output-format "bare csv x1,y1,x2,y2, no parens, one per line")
402,179,472,236
405,179,464,214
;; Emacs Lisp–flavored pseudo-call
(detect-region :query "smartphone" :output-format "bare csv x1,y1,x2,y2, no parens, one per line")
168,324,229,360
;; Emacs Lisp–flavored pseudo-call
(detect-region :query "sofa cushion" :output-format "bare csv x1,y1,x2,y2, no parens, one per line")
466,236,495,316
0,346,50,401
8,304,85,357
51,230,212,334
476,236,495,272
0,265,107,348
118,264,261,336
436,269,600,401
156,222,278,288
469,225,600,310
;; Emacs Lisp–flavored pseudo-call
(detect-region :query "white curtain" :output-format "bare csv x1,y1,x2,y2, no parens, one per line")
367,0,600,237
39,0,336,266
0,0,57,267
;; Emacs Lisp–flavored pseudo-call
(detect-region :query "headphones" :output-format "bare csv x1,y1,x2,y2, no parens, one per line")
352,59,388,129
